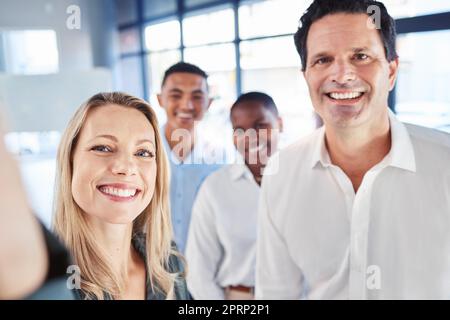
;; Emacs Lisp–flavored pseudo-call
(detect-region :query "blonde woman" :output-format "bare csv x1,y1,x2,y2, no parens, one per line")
53,92,190,300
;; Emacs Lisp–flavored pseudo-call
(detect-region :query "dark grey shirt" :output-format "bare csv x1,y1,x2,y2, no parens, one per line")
27,222,74,300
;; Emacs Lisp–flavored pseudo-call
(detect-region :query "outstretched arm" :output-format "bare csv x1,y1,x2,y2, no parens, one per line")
0,118,48,299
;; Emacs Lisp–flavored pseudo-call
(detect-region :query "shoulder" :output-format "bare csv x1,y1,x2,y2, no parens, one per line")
200,165,233,188
405,124,450,170
134,236,192,300
405,123,450,149
264,128,322,182
167,241,187,274
167,242,192,300
132,235,183,274
191,165,231,202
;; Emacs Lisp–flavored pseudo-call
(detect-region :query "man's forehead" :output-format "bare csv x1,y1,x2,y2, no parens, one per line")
164,72,208,90
232,103,276,122
310,13,370,32
307,13,382,54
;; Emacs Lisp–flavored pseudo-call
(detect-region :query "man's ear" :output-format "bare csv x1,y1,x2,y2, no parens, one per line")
388,57,399,91
206,97,214,110
302,66,307,80
277,116,284,133
157,93,164,109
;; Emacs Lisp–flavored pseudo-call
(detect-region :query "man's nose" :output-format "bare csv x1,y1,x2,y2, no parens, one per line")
329,59,357,84
180,97,194,110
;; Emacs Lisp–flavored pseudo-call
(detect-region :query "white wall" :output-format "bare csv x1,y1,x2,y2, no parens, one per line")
0,0,118,72
0,0,119,227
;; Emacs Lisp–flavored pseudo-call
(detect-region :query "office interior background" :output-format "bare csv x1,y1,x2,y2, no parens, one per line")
0,0,450,227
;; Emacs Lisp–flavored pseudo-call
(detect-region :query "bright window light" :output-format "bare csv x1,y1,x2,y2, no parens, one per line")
183,8,235,46
144,19,180,51
2,30,59,75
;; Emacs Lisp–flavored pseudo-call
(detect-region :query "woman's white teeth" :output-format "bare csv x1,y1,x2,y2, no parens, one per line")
329,92,363,100
100,187,137,197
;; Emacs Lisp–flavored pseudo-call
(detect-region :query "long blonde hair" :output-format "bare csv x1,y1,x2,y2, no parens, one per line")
53,92,178,299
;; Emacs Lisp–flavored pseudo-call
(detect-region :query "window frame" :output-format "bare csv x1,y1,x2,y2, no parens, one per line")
116,0,450,114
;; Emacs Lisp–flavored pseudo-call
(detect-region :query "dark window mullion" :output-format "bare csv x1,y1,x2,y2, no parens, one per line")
233,0,241,96
137,0,149,100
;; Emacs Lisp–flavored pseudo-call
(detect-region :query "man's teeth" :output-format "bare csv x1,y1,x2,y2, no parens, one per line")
99,187,137,197
329,92,363,100
178,112,193,118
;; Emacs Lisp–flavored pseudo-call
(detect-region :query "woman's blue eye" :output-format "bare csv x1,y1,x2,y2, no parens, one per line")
91,145,111,152
136,149,154,158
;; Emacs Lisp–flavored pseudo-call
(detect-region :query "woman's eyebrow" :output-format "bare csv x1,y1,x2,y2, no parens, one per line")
87,134,117,143
87,135,154,147
136,139,155,147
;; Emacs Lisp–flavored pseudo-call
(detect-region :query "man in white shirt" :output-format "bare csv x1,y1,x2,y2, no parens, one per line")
256,0,450,299
186,92,283,299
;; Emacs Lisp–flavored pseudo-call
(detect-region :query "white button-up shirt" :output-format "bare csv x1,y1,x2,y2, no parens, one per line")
186,163,260,299
256,111,450,299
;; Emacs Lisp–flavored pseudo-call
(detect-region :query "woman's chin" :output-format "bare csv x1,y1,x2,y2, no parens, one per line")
87,210,142,225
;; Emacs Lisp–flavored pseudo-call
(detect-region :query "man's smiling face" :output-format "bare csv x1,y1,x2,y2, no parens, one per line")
303,13,398,130
157,72,211,132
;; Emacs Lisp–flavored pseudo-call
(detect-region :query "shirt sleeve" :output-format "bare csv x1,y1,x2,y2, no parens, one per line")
185,181,225,300
255,173,305,300
26,222,75,300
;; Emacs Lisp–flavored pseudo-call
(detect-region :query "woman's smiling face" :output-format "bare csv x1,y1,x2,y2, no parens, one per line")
71,104,157,224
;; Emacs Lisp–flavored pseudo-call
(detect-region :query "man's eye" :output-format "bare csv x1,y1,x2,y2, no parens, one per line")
169,95,181,99
315,57,331,66
136,149,155,158
91,145,111,152
354,53,369,61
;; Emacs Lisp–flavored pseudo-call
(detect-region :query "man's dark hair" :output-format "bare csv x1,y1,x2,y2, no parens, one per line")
230,91,279,117
161,62,208,87
294,0,398,71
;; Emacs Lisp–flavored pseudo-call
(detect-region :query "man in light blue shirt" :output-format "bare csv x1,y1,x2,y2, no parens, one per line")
157,62,221,253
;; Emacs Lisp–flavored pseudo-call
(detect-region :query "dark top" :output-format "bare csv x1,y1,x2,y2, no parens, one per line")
74,232,192,300
26,222,74,300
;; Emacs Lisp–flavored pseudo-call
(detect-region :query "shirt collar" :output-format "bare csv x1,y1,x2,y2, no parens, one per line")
310,125,330,169
229,152,254,181
386,109,416,172
310,109,416,172
230,163,254,181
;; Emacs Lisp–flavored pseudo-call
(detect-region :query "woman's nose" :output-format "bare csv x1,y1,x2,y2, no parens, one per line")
110,153,137,176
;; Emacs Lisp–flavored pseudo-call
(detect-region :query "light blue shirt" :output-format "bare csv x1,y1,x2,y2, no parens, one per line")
161,128,222,253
